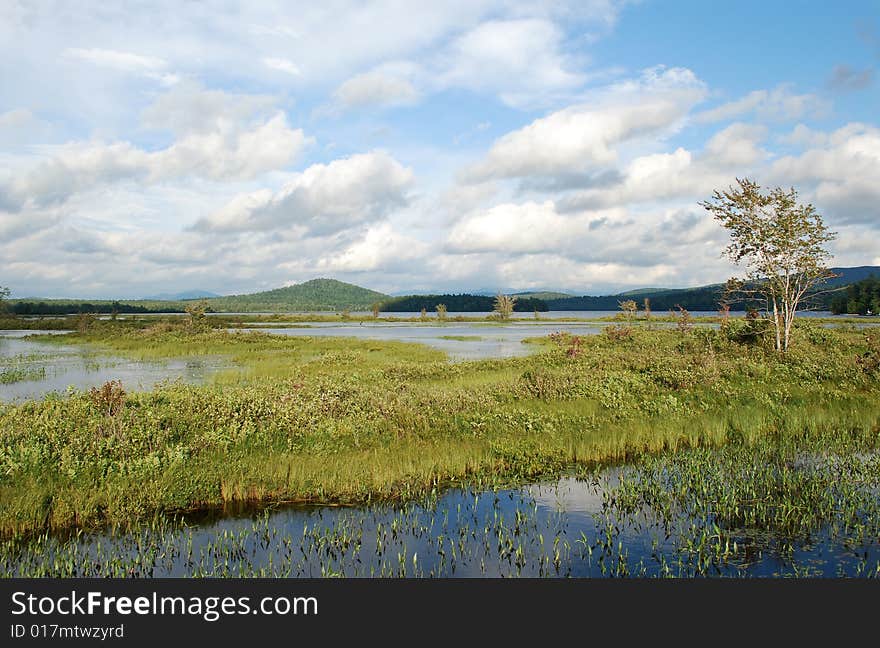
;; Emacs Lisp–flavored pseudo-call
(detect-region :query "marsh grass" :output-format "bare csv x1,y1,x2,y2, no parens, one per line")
0,322,879,538
2,428,877,578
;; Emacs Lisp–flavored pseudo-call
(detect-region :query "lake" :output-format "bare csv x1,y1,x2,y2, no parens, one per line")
0,331,219,402
234,321,608,360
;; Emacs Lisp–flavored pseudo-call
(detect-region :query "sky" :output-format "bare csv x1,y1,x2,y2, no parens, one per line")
1,0,878,299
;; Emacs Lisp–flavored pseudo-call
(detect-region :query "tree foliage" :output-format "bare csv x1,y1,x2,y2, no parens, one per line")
701,178,836,351
618,299,638,319
383,294,547,312
493,294,516,320
830,276,880,315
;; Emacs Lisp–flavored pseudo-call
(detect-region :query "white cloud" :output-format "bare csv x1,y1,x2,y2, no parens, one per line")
192,151,414,235
703,123,768,167
64,47,167,72
331,64,420,112
463,66,707,182
141,82,278,135
438,18,584,108
317,223,430,272
557,124,767,211
448,201,583,253
263,57,303,77
1,88,309,211
64,47,179,85
770,124,880,225
695,85,828,123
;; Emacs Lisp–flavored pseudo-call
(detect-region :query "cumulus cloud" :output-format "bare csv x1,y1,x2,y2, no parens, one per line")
463,66,707,182
317,223,430,272
557,123,767,211
141,83,278,135
442,197,733,293
703,123,769,167
438,19,584,108
192,151,414,235
770,124,880,225
0,88,309,212
695,85,828,123
329,63,421,113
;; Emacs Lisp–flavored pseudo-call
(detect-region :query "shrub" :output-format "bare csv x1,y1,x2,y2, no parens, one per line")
88,380,126,417
722,312,769,345
856,333,880,377
604,324,634,342
675,306,693,333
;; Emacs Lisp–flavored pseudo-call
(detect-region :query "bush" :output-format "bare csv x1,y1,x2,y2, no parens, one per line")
856,333,880,377
722,314,769,346
88,380,126,417
604,324,634,342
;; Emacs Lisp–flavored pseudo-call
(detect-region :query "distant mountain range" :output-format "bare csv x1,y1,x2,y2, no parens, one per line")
544,266,878,312
7,267,878,315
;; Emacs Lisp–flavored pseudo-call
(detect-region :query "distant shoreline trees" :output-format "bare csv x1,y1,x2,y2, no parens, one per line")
830,276,880,315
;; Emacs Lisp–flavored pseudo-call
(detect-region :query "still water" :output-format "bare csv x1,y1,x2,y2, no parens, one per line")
4,466,877,578
236,322,607,360
0,331,218,402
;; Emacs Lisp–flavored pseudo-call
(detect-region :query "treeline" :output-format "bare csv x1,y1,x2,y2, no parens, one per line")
546,286,729,311
830,277,880,315
9,301,185,315
382,294,549,312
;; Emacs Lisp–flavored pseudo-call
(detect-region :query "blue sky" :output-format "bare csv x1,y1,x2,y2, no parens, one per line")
1,0,878,298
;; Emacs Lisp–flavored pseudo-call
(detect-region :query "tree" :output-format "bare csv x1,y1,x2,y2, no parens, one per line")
493,294,516,320
435,303,447,321
371,301,382,319
0,286,10,315
701,178,837,351
618,299,637,320
185,300,209,331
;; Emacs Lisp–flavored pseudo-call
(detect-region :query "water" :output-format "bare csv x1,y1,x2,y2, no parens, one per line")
5,467,877,578
231,322,608,360
0,331,220,402
87,309,849,319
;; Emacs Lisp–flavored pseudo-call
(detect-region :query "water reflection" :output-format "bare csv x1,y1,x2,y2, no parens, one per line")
0,331,217,402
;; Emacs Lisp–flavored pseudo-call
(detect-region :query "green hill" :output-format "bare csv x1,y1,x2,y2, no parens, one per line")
205,278,388,312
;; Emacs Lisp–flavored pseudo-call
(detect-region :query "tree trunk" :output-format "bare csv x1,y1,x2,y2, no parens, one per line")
771,296,782,351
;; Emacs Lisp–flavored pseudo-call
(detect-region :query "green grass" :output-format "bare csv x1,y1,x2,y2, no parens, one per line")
0,319,878,537
0,366,47,384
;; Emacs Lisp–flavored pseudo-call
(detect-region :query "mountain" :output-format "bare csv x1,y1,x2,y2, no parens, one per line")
8,267,877,315
204,278,388,312
546,266,880,312
826,266,880,287
144,290,220,301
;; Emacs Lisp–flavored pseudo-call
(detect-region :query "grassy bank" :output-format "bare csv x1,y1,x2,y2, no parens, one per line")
1,320,879,537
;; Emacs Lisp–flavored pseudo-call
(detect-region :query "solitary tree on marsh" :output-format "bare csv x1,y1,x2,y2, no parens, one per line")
701,178,837,351
493,294,516,320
